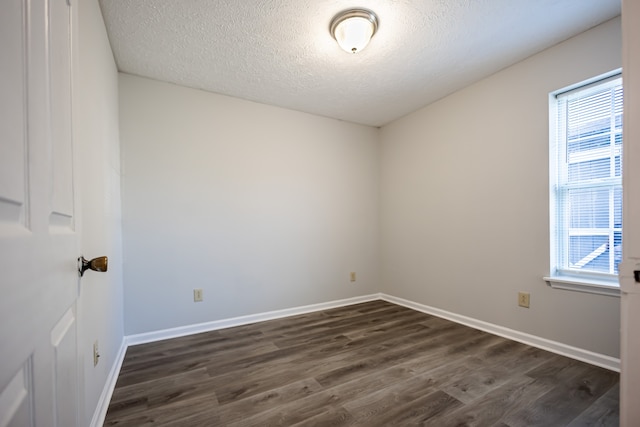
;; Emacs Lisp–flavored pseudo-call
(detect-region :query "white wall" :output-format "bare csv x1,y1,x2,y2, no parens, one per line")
75,0,124,424
119,74,380,335
380,18,622,357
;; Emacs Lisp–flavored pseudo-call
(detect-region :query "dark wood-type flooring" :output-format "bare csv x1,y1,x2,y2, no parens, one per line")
104,300,619,426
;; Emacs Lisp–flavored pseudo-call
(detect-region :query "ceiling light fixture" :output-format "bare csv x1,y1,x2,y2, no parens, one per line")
330,9,378,54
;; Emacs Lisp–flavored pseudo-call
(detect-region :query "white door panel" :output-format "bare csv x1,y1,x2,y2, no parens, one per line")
51,308,77,427
0,0,79,426
0,364,33,427
0,0,27,228
50,0,75,225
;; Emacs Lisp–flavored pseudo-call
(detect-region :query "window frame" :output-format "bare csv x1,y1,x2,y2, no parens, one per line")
545,70,622,297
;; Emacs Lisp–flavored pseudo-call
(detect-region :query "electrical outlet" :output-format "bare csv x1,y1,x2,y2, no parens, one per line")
93,341,100,367
518,292,530,308
194,288,203,302
350,272,356,282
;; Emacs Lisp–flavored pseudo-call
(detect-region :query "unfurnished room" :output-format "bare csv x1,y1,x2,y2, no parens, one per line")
1,0,640,426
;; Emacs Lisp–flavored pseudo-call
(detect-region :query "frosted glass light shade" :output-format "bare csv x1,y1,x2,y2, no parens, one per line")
330,9,378,54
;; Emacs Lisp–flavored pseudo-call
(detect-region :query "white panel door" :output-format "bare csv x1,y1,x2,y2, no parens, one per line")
0,0,80,426
620,1,640,425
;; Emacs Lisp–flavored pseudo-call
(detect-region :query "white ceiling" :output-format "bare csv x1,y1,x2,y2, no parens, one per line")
99,0,621,127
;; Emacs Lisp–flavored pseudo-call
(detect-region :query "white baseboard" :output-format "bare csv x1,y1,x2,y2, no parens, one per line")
380,293,620,372
125,294,381,346
90,339,128,427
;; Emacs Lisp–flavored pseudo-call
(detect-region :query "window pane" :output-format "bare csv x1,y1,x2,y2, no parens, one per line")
614,231,622,274
615,114,623,130
569,188,609,228
567,132,610,154
569,235,609,273
568,158,610,181
615,187,622,227
615,86,623,115
567,91,612,137
552,75,622,279
615,133,622,177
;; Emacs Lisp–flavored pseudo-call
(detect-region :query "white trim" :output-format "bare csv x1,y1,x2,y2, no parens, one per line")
554,69,622,98
90,340,127,427
125,294,381,346
379,293,620,372
544,276,621,297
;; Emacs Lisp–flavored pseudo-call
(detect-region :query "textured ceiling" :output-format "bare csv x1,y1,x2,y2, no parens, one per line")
99,0,621,127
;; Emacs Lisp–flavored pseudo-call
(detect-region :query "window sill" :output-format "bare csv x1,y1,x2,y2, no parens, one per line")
543,275,620,297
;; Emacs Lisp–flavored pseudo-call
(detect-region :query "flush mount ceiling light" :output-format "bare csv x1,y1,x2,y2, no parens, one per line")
330,9,378,54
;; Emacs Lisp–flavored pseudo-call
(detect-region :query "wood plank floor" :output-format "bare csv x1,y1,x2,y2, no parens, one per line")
104,300,619,426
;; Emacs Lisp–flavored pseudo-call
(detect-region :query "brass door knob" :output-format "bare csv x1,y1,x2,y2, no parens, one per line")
78,256,108,277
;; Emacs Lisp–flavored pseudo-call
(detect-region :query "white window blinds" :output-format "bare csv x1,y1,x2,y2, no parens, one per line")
552,75,622,278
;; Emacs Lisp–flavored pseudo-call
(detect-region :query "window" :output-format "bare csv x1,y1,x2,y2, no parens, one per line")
548,72,622,290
